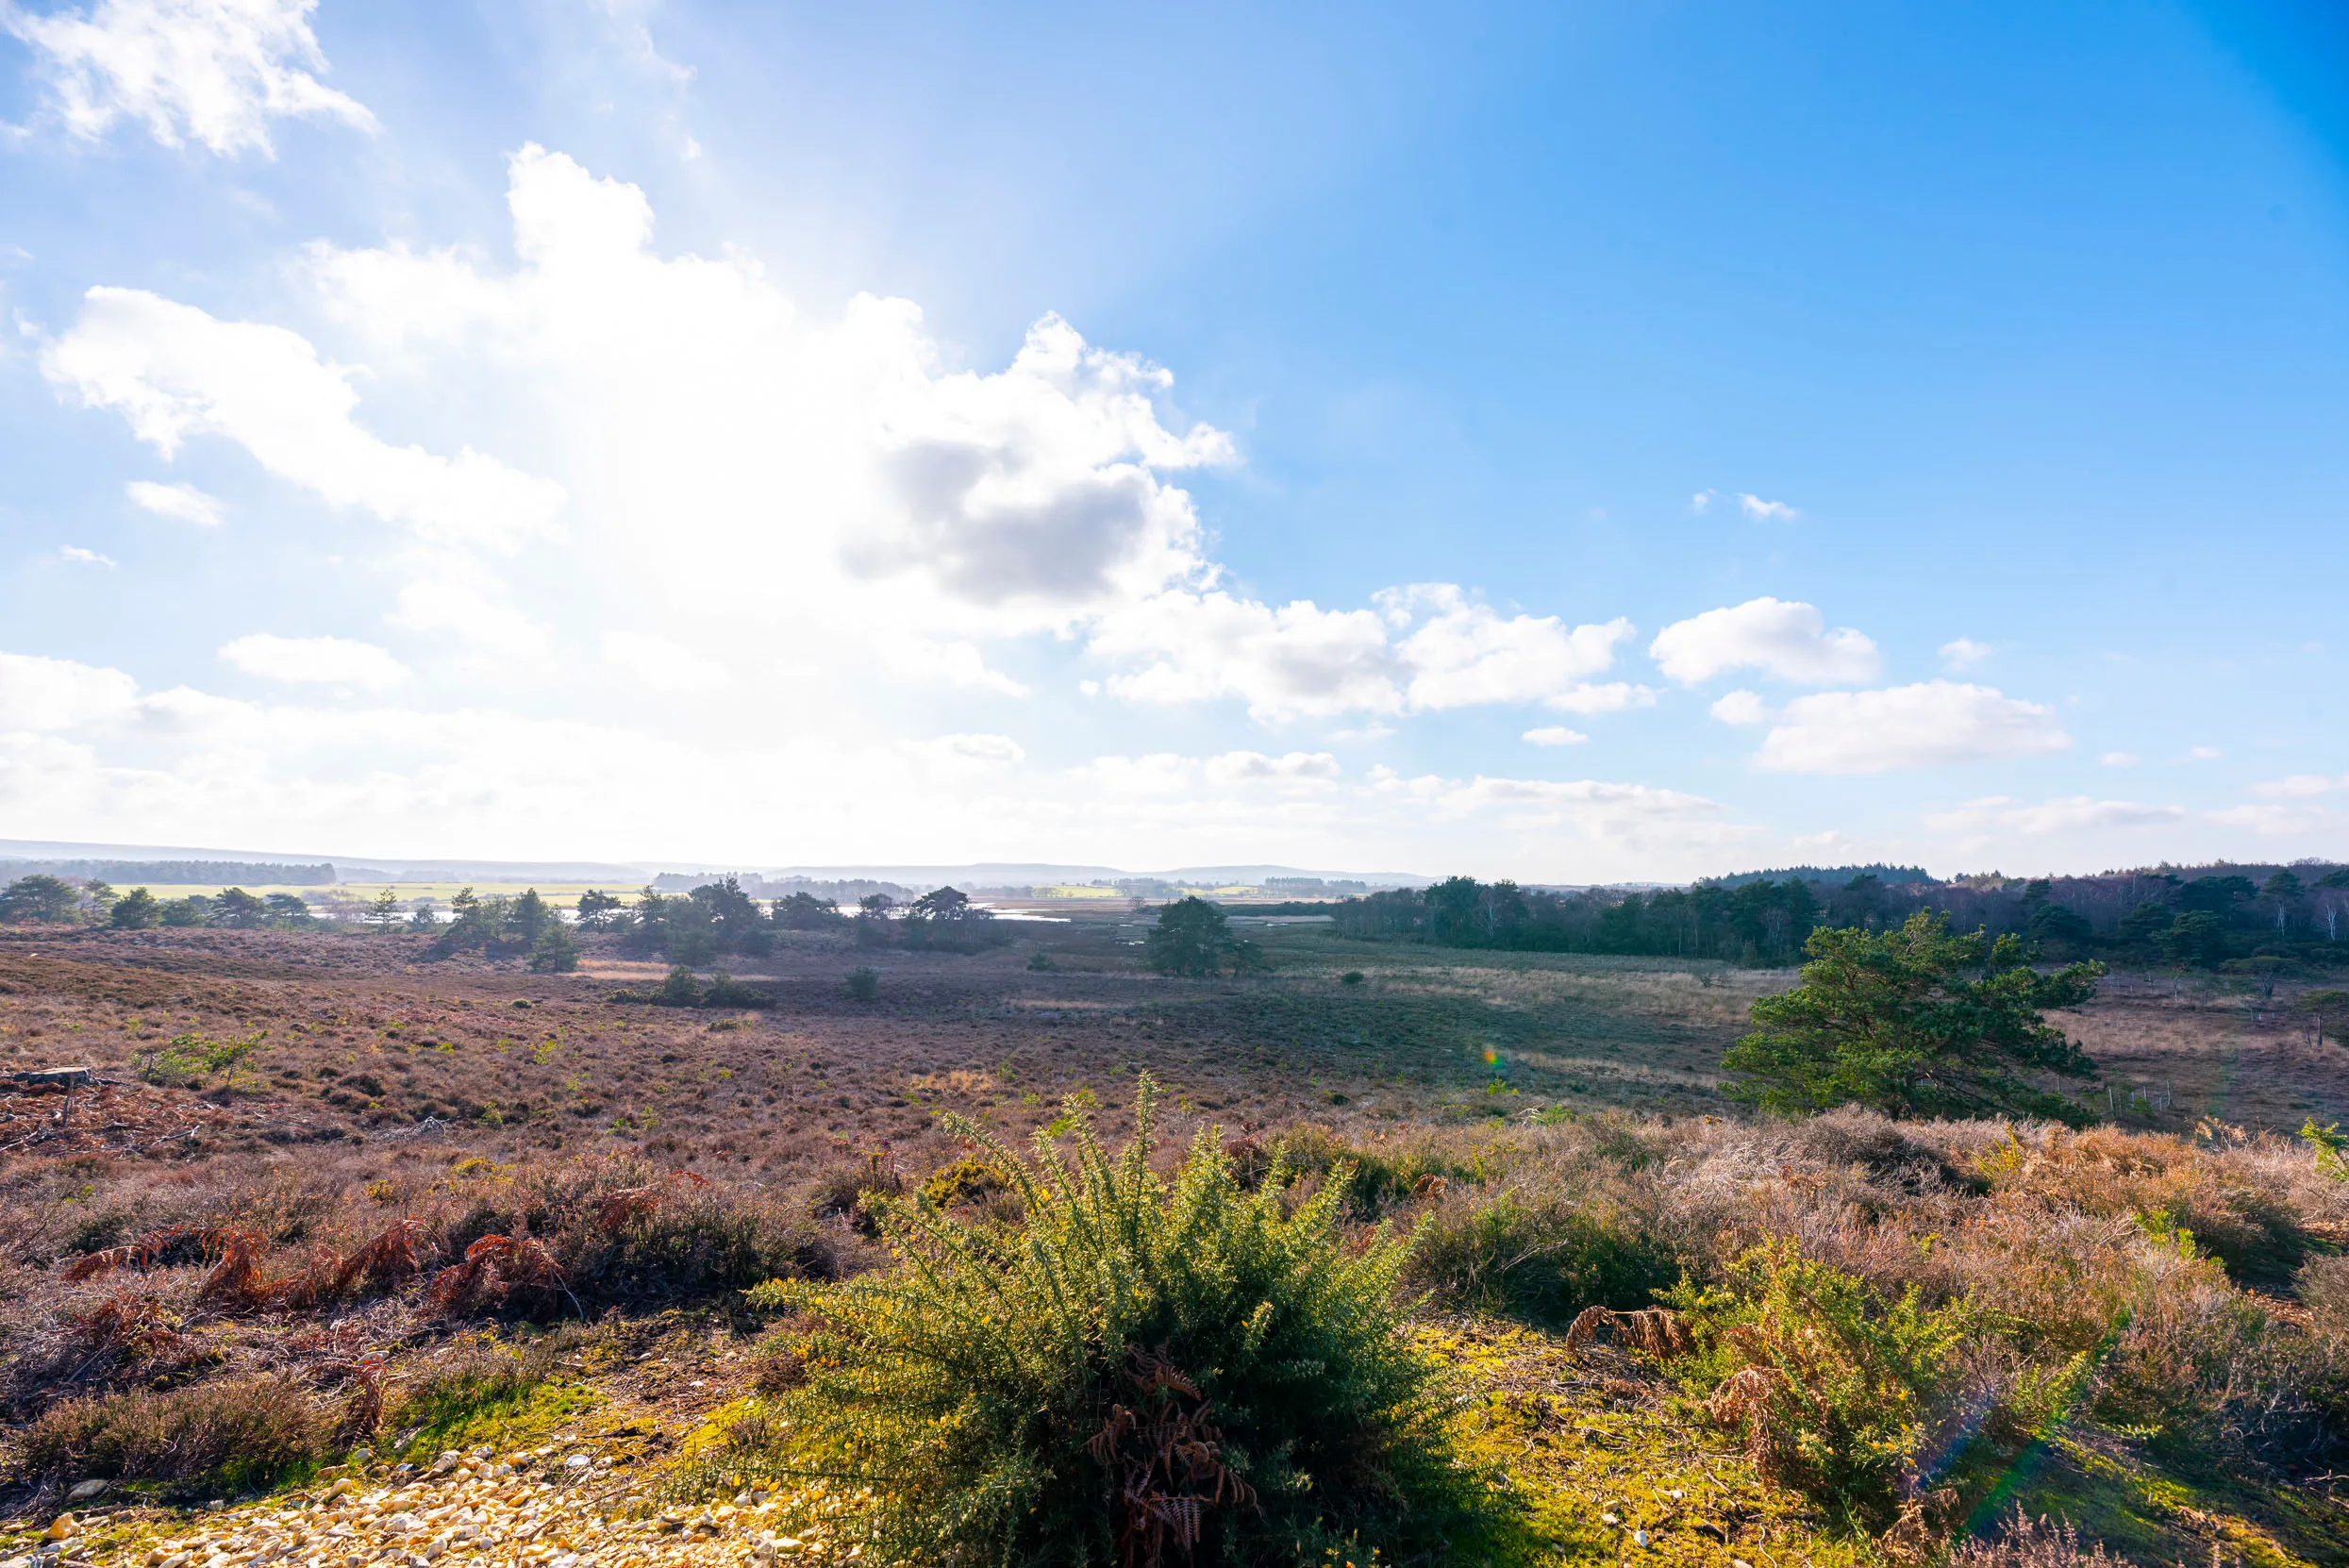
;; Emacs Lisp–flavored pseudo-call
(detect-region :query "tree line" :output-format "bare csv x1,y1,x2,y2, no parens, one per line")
0,876,317,930
1333,863,2349,971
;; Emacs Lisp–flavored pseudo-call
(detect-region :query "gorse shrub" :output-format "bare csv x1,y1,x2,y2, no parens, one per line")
1664,1240,1975,1529
730,1077,1469,1566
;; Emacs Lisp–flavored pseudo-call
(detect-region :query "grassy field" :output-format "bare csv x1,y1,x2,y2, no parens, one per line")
2,916,2344,1566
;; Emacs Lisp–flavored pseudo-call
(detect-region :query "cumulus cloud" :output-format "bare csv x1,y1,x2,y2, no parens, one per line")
296,146,1228,636
1737,493,1799,522
1708,689,1769,726
58,544,116,566
1383,586,1635,711
5,0,377,156
1754,681,2071,774
1924,795,2186,834
0,651,141,730
2101,752,2139,767
1091,586,1639,722
1649,597,1880,685
45,288,566,551
1522,726,1587,746
219,632,406,690
2178,745,2222,763
1689,489,1716,515
126,478,224,525
46,146,1655,751
1939,637,1991,671
1090,592,1395,720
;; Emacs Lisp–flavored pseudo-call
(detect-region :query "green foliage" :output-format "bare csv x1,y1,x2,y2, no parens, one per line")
138,1029,268,1090
211,886,271,928
1408,1191,1680,1324
158,894,209,926
110,886,160,929
2157,910,2228,968
901,884,1009,953
365,887,404,932
575,888,626,930
2303,1118,2349,1181
1147,895,1260,977
1025,948,1057,971
1663,1240,1975,1528
608,966,775,1008
842,965,879,1002
1723,910,2102,1122
529,921,581,973
730,1078,1466,1565
0,873,82,923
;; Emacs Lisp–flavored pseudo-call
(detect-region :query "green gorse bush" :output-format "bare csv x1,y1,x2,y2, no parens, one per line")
730,1076,1470,1566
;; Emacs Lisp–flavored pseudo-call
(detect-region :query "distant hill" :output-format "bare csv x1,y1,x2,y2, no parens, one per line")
0,858,338,886
1701,863,1936,889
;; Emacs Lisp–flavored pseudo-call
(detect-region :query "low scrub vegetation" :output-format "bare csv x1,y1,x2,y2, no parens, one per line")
720,1079,1472,1566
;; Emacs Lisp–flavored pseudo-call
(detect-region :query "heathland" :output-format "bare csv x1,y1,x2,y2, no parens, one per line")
2,904,2346,1567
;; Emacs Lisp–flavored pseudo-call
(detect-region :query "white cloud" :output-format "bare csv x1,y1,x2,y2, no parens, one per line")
1755,681,2070,774
1385,586,1634,710
1522,726,1587,746
870,639,1029,698
46,288,566,551
1649,597,1880,685
2245,773,2349,800
1542,681,1654,715
388,576,552,668
2101,751,2139,767
0,651,141,730
219,632,407,691
5,0,377,156
1689,489,1716,515
1091,585,1638,722
1737,492,1799,522
602,630,730,694
1391,773,1744,851
58,544,116,566
1924,794,2186,834
2205,802,2337,837
1203,750,1341,786
1939,637,1991,671
1090,592,1396,720
125,478,224,525
905,732,1025,768
2178,745,2222,762
1708,689,1770,726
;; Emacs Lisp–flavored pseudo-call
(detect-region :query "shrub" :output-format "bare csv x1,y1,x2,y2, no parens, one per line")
22,1376,340,1497
1408,1189,1679,1324
842,966,879,1001
727,1078,1470,1565
1664,1239,1974,1529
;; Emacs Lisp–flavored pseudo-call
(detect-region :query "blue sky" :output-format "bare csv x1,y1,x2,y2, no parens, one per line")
1,0,2346,878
